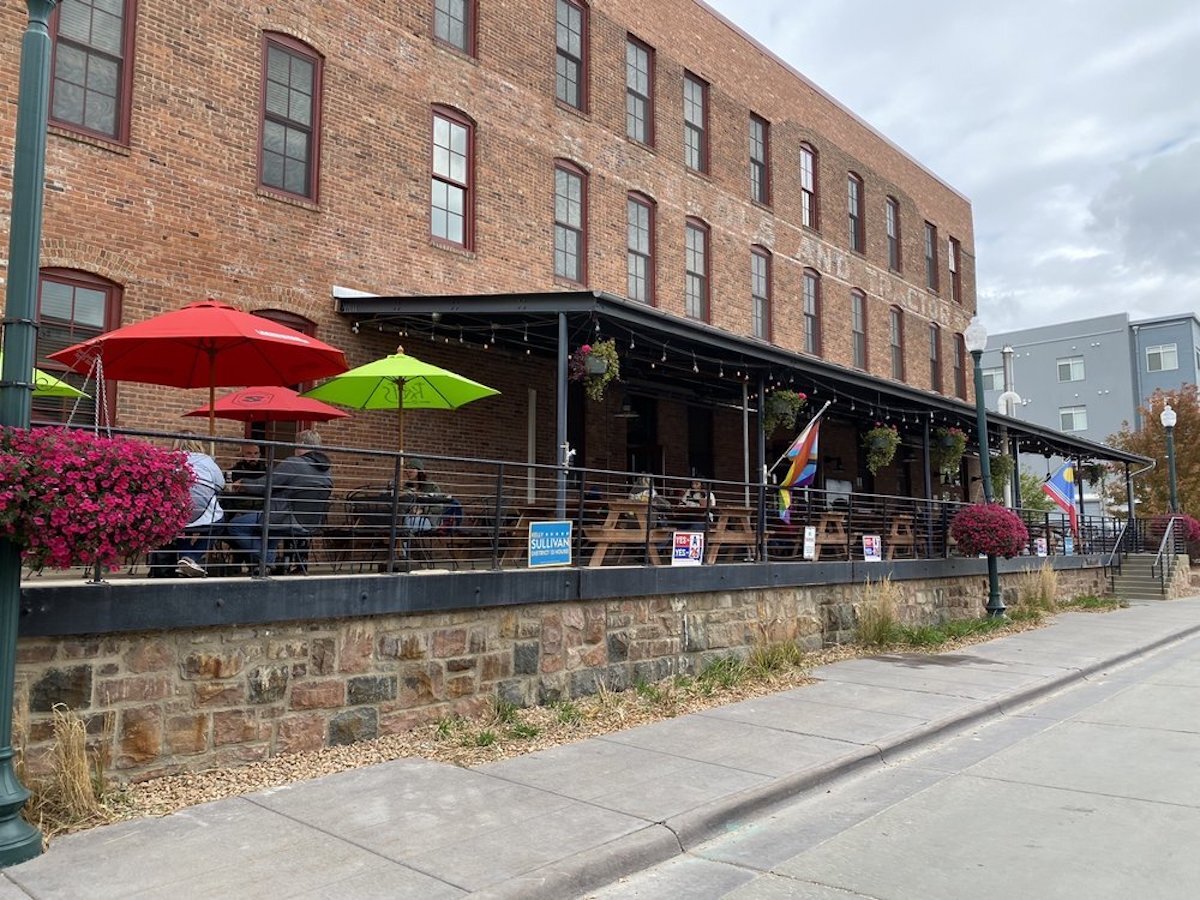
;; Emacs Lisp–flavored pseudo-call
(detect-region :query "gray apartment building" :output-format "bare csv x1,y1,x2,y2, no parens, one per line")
980,311,1200,513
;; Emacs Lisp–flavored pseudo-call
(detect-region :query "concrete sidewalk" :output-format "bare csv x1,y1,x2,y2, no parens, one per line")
5,598,1200,900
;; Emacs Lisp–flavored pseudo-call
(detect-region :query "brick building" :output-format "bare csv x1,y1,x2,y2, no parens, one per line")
2,0,1000,494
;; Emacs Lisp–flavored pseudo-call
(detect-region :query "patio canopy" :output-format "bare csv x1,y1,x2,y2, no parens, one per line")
334,289,1150,468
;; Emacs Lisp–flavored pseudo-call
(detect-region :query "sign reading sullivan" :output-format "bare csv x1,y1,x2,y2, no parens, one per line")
528,520,572,568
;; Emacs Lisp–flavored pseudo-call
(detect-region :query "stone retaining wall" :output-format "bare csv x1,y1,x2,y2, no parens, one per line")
15,568,1106,781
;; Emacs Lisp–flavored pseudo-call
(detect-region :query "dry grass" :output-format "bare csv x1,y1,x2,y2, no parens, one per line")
16,704,109,843
19,616,1053,840
856,576,904,646
1012,561,1060,619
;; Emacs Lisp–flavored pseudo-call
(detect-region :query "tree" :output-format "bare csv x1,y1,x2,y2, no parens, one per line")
1017,469,1055,512
1105,385,1199,517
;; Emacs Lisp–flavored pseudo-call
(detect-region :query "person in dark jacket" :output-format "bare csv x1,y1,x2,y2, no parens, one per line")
224,429,333,568
223,443,267,514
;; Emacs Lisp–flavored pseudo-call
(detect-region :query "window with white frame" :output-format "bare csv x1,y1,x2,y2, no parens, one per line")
981,366,1003,392
1060,405,1088,432
1147,343,1178,372
1057,356,1085,382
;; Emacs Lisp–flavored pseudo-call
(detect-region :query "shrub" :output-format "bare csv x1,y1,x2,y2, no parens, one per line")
950,503,1029,558
0,427,192,572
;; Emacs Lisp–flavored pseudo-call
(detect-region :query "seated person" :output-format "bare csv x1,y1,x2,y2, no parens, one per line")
222,443,266,514
224,429,332,570
678,479,718,527
400,457,446,534
628,475,670,508
150,436,225,577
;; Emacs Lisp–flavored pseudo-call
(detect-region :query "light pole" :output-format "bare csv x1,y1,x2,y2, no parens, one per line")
963,317,1004,618
1161,403,1178,514
0,0,58,867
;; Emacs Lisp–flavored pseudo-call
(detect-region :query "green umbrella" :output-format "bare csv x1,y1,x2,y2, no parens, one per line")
0,350,90,399
302,345,498,450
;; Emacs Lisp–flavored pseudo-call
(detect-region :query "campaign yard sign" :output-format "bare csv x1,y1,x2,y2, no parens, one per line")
672,531,705,566
528,520,572,568
862,534,882,563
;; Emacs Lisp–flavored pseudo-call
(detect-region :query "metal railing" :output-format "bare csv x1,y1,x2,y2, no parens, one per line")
1150,515,1186,592
22,427,1129,581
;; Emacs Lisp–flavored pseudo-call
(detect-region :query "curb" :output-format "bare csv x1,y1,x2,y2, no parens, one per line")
499,617,1200,899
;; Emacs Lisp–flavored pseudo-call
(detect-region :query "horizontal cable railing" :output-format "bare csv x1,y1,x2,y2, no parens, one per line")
21,427,1130,581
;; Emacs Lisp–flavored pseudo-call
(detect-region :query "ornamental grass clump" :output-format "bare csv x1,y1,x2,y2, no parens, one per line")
950,503,1029,558
0,426,192,571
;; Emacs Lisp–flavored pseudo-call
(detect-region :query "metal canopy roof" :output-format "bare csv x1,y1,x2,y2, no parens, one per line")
336,290,1150,466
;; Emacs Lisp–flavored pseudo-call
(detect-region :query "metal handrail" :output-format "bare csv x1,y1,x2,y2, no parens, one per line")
1106,519,1130,572
1150,516,1179,591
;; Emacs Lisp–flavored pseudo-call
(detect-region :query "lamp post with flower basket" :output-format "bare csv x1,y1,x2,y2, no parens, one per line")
0,0,59,865
963,317,1005,618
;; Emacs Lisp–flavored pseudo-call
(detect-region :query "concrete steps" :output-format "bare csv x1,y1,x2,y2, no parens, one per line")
1110,553,1169,600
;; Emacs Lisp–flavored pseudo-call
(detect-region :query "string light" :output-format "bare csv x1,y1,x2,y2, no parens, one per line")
692,352,699,374
719,364,724,378
661,346,667,362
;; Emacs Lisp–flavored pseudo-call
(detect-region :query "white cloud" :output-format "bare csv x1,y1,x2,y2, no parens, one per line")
704,0,1200,332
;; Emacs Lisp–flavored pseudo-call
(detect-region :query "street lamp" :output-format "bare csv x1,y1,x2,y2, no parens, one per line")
0,0,58,867
963,317,1005,618
1161,403,1178,514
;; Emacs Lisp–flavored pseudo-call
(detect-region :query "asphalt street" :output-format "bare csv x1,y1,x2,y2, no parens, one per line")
589,626,1200,899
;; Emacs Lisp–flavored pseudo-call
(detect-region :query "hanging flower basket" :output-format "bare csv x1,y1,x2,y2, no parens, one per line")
0,427,193,572
950,503,1029,558
989,453,1015,496
568,339,621,402
931,426,967,474
863,423,900,475
762,389,808,437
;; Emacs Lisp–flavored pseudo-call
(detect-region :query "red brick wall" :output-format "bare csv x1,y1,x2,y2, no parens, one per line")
0,0,976,467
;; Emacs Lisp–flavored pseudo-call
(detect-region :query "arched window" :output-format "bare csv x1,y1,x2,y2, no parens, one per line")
555,0,589,111
847,173,865,253
431,106,476,249
49,0,138,144
685,218,710,321
851,289,868,369
554,160,588,283
34,268,122,425
803,268,821,355
260,33,324,201
627,192,655,304
751,246,771,341
799,142,819,229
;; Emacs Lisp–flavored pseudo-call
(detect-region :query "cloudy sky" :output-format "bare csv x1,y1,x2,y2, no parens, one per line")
705,0,1200,334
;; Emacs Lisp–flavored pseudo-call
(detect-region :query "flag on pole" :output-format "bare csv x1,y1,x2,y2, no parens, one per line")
778,416,821,524
1042,462,1079,535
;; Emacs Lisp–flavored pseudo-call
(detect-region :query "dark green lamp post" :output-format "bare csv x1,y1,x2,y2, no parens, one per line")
0,0,58,867
963,316,1005,619
1161,403,1178,514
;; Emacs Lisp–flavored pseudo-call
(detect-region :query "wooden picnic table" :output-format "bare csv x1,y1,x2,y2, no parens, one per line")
704,505,757,564
585,499,672,566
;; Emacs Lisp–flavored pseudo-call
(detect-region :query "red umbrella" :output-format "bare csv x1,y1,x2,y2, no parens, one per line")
49,299,348,435
183,385,349,423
